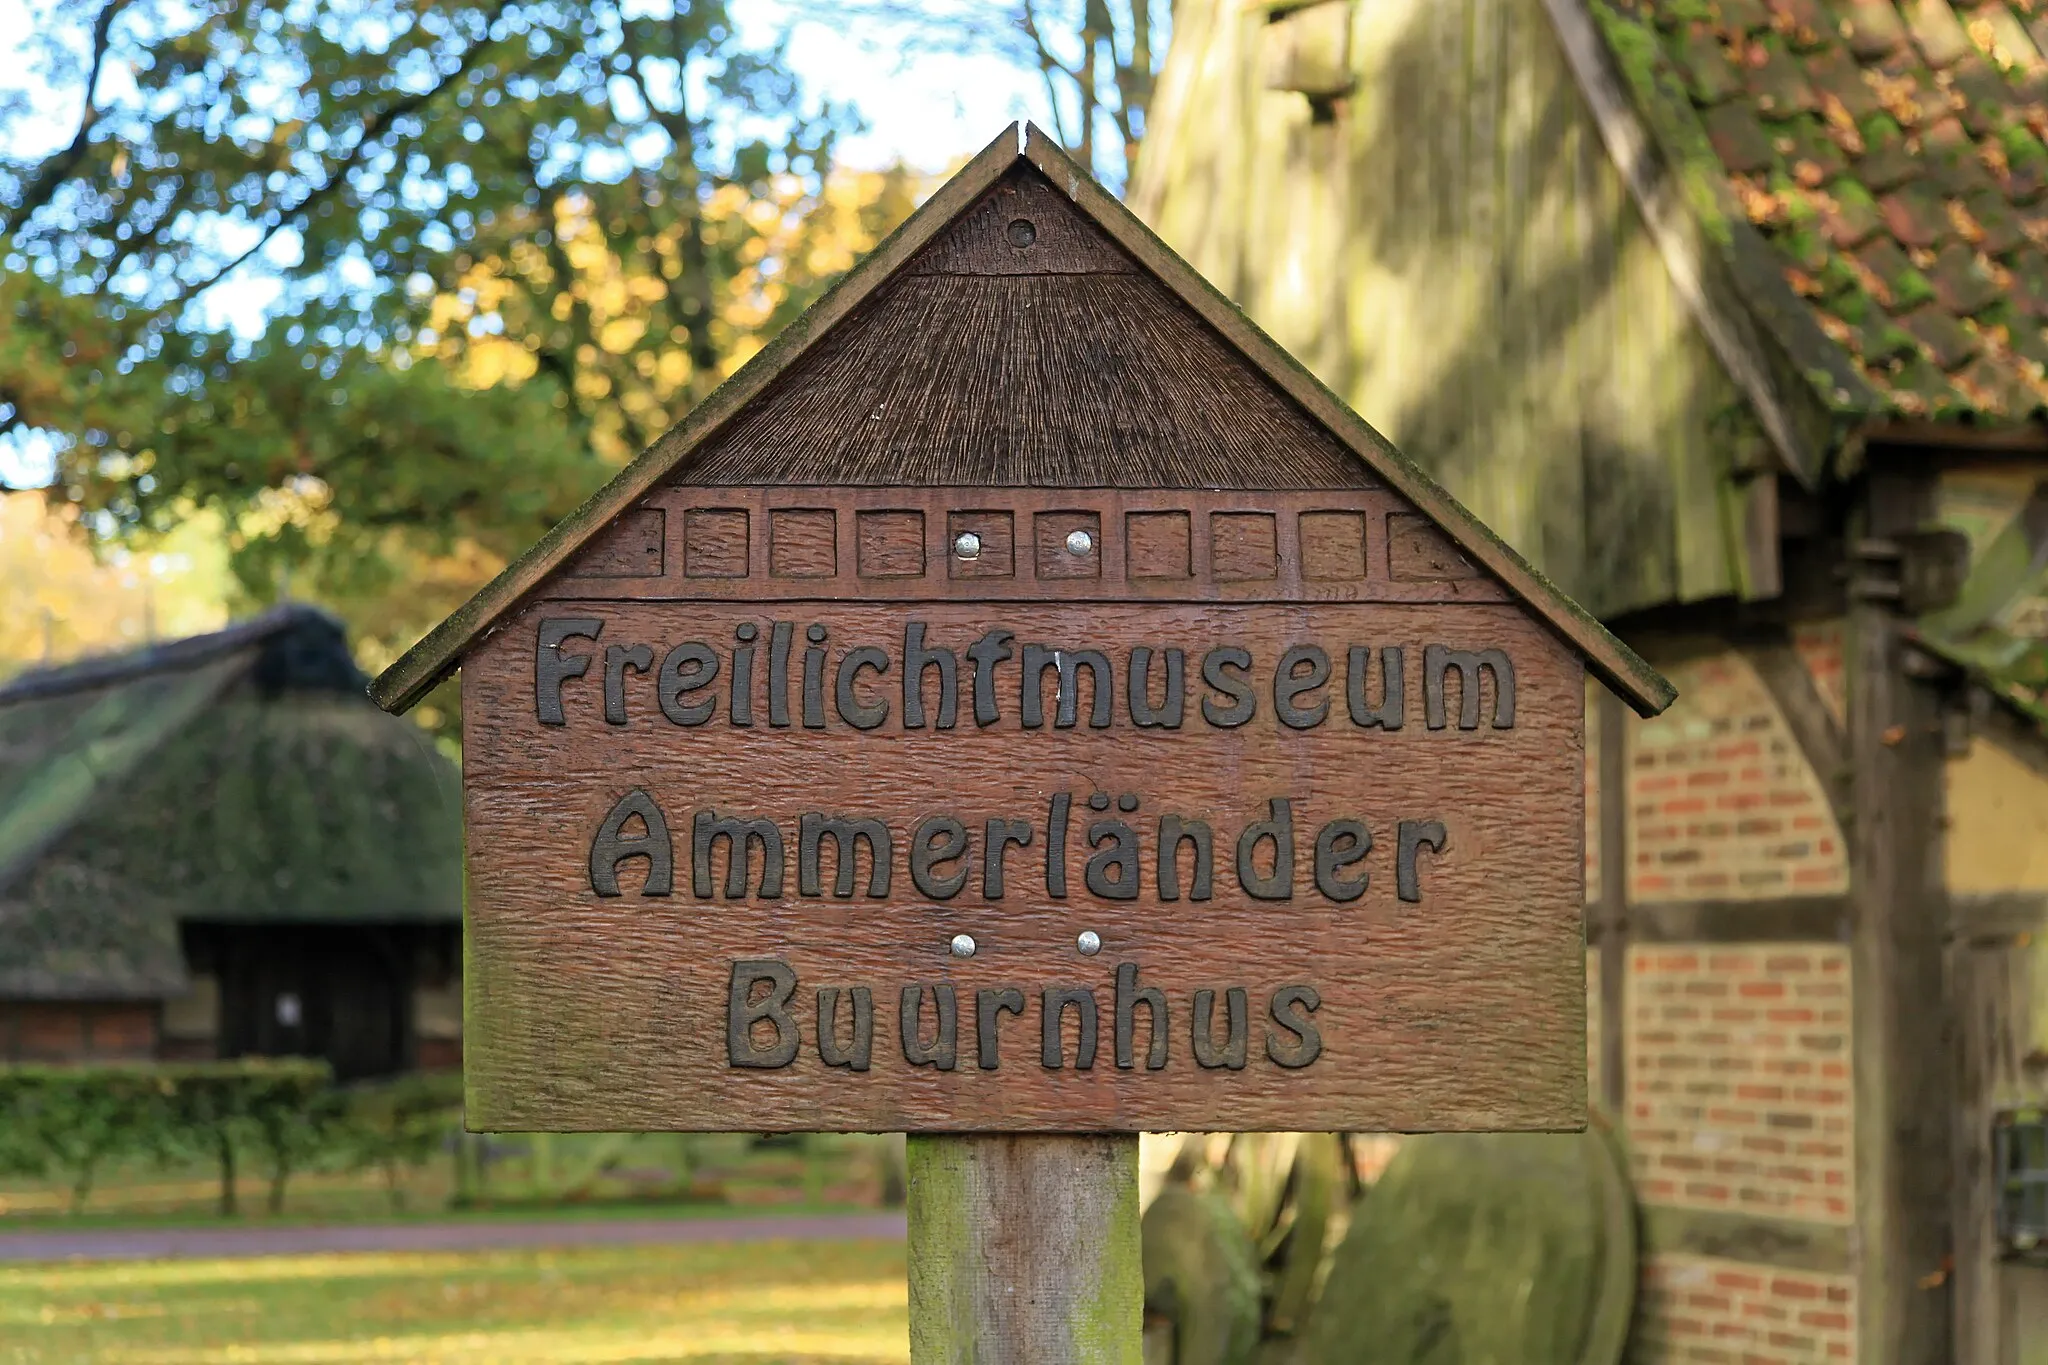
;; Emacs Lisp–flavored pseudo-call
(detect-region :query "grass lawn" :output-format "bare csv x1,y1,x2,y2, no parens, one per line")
0,1239,909,1364
0,1134,898,1228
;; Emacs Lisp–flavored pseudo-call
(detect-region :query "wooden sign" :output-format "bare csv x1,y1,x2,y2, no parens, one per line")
373,126,1673,1137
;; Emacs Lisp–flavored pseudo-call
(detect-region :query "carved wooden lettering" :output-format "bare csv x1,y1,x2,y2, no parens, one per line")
461,592,1588,1132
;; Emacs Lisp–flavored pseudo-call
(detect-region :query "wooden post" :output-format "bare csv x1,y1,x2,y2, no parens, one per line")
1847,469,1954,1365
907,1135,1143,1364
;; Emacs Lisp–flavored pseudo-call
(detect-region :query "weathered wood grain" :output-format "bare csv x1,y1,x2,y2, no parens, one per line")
907,169,1132,278
907,1135,1141,1364
460,598,1585,1133
1848,472,1954,1365
1595,687,1627,1115
527,487,1514,610
768,509,837,579
563,509,665,580
675,271,1373,491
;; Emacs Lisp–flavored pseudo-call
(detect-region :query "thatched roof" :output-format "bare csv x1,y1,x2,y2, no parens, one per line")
0,607,461,1000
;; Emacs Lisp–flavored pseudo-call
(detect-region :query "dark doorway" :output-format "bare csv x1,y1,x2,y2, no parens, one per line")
201,925,416,1079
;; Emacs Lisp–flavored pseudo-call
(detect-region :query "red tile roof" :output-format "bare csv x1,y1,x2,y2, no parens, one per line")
1599,0,2048,418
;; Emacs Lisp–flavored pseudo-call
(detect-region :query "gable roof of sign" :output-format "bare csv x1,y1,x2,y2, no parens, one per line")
1563,0,2048,463
371,125,1675,719
0,607,461,999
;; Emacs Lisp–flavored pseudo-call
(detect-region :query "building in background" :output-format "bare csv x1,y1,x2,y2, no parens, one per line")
0,606,462,1078
1137,2,2048,1362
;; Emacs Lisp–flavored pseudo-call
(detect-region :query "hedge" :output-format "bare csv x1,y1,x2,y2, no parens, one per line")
0,1062,463,1214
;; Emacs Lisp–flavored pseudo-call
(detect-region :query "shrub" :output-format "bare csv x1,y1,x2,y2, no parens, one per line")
333,1071,465,1211
0,1060,331,1215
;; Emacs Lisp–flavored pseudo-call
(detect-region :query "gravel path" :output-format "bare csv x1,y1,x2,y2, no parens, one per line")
0,1210,906,1264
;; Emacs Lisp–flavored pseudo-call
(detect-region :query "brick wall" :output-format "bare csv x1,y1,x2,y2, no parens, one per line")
0,1001,159,1061
1627,651,1848,902
1635,1255,1855,1362
1626,946,1853,1223
1791,621,1846,725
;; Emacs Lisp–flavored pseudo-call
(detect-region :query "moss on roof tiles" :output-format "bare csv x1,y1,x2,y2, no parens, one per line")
1594,0,2048,418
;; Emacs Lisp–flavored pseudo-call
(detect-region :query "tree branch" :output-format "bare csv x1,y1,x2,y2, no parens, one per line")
173,1,512,305
3,0,134,238
1019,2,1075,148
625,24,719,403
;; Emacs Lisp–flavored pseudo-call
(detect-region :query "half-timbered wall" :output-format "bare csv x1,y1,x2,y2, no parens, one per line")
1946,733,2048,1364
1588,635,1860,1364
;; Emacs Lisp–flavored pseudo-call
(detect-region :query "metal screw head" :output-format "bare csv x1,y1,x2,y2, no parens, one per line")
1076,930,1102,957
950,933,977,958
1065,529,1094,556
953,531,982,560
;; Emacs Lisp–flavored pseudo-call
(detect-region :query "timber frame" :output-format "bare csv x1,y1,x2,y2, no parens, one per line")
370,123,1673,720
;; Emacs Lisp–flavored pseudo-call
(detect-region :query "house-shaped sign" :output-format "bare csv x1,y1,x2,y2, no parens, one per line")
373,125,1675,1135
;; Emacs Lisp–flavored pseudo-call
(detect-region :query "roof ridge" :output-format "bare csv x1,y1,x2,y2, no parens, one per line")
0,603,341,707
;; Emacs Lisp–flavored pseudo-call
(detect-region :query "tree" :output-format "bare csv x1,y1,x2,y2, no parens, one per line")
797,0,1168,190
0,1,913,688
0,491,229,679
1006,0,1165,185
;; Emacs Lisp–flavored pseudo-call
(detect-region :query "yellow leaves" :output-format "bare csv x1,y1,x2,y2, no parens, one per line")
402,164,924,453
596,317,647,355
235,476,340,548
1866,68,1924,128
0,493,229,677
1727,173,1784,227
460,341,537,389
1950,198,1989,245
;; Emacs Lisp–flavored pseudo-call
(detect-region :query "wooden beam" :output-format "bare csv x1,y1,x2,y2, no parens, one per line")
1596,689,1629,1114
1952,928,2023,1365
1630,897,1852,944
1737,631,1851,831
907,1135,1142,1363
1865,420,2048,455
1950,892,2048,943
1639,1204,1855,1276
1847,470,1954,1365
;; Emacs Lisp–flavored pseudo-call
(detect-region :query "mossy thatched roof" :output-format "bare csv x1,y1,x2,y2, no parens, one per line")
0,607,461,1000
